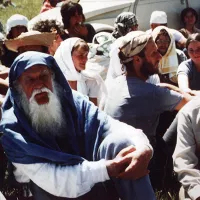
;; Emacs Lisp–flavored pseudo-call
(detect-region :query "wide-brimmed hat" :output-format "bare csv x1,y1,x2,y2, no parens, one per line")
5,31,56,52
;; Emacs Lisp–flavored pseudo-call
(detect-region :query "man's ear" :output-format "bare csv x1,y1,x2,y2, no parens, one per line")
133,55,142,64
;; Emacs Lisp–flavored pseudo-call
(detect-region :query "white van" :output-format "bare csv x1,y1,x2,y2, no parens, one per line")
81,0,200,31
29,0,200,32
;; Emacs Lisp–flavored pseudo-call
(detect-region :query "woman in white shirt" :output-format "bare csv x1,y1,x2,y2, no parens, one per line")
54,37,106,106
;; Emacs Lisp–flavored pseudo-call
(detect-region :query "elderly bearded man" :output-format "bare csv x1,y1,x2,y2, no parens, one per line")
0,51,155,200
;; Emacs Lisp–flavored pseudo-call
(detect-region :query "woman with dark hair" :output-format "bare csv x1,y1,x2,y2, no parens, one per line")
179,7,200,39
60,1,95,42
177,33,200,94
1,14,28,68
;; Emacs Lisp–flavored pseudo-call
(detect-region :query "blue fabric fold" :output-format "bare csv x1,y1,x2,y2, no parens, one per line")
0,51,108,165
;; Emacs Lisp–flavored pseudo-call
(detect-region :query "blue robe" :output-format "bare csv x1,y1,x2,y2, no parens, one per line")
0,51,109,166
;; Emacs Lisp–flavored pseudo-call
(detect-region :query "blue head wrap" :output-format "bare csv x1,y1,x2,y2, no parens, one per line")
0,51,108,165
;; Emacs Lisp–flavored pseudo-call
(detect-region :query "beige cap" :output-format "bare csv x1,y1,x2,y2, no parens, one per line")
119,31,151,63
5,31,56,52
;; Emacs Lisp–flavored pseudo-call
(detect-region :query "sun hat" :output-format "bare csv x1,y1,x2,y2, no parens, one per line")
5,31,56,52
150,11,167,24
6,14,29,34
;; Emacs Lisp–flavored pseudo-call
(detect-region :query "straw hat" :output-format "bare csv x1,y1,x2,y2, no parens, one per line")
5,31,56,52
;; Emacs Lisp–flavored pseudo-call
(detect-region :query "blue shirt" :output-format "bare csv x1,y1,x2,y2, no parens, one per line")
104,76,182,138
177,59,200,90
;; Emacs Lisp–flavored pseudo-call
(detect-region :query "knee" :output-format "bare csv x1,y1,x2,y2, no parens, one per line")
98,134,135,160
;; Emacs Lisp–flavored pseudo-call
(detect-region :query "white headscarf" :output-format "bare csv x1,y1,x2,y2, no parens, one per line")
54,37,107,96
152,26,178,75
6,14,28,35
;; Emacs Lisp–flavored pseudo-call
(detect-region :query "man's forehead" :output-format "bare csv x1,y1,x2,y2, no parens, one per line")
145,39,157,51
20,65,49,76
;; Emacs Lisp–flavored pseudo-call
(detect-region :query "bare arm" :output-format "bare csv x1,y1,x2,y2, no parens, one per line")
178,74,191,92
174,94,192,111
178,74,200,97
158,82,183,93
158,82,193,110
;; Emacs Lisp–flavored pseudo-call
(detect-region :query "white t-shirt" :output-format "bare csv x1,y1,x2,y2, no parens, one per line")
77,79,100,98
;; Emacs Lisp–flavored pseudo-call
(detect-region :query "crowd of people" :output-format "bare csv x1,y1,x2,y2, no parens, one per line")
0,0,200,200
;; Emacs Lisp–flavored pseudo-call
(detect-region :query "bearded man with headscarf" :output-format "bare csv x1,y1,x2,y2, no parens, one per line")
0,51,156,200
104,31,192,190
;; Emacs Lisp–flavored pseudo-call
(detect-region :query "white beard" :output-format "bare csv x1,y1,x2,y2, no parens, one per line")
17,82,65,137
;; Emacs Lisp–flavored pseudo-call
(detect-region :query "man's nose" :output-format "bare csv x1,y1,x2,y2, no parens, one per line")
33,79,44,89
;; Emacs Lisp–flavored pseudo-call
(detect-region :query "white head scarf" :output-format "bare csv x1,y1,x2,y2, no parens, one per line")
152,26,178,75
54,37,82,81
54,37,107,96
6,14,28,35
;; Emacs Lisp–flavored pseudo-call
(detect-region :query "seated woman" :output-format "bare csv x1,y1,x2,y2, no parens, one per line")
152,26,187,86
1,14,28,68
54,37,106,106
179,7,200,39
60,1,96,43
177,33,200,95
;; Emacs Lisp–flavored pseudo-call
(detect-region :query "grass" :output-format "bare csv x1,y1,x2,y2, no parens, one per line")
0,0,42,31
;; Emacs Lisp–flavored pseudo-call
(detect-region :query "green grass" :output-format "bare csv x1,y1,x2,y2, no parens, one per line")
0,0,42,30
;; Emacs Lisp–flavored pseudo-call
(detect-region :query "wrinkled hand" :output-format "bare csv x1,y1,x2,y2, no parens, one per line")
118,145,151,180
106,145,152,180
74,24,88,37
